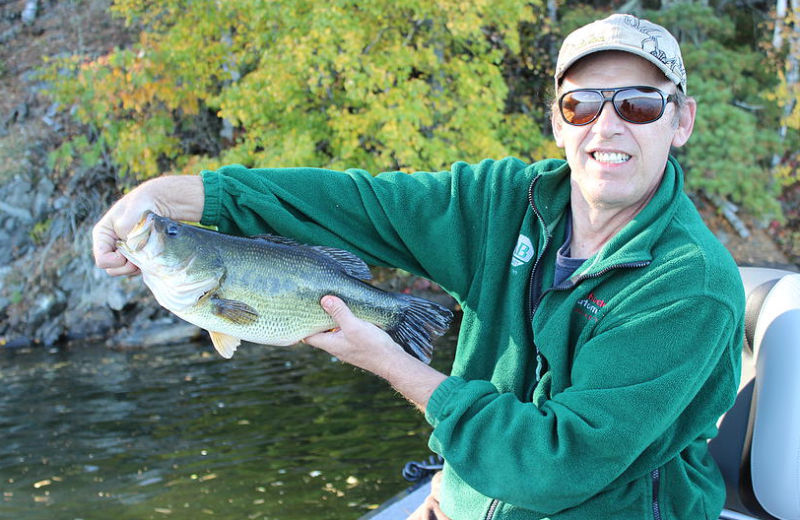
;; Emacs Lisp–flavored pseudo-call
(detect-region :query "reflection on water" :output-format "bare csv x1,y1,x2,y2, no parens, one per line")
0,330,456,520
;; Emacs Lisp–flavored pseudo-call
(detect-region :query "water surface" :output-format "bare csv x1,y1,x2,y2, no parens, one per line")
0,331,455,519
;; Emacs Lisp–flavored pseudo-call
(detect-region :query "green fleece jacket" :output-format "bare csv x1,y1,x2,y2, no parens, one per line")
199,156,744,520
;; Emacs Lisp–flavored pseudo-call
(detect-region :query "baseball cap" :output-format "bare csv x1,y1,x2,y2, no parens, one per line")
555,14,687,94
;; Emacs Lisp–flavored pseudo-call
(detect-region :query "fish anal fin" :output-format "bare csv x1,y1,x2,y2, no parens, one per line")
209,330,241,359
210,296,259,325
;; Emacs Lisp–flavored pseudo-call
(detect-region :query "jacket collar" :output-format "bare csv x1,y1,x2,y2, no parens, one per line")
529,156,684,277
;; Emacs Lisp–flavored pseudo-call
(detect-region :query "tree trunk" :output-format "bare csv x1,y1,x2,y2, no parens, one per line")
772,0,799,171
21,0,38,25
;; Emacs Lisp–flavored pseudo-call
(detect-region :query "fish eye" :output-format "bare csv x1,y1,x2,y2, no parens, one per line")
166,224,180,237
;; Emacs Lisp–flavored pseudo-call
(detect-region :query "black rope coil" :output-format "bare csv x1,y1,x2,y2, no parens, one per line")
402,455,444,482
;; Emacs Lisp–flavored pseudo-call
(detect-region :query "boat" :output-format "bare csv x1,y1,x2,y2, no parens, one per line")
360,267,800,520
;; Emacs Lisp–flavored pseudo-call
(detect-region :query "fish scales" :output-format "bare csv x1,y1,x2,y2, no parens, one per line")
179,238,403,345
116,212,452,362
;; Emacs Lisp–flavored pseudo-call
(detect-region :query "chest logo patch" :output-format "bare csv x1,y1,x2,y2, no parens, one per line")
574,292,606,321
511,234,535,267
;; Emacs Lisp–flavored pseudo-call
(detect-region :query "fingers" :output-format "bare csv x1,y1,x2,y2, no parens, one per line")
303,297,362,352
105,261,141,277
407,494,449,520
431,471,443,498
92,187,155,274
319,295,356,327
92,223,126,270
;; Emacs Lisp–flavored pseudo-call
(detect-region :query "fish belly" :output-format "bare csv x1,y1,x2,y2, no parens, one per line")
176,267,402,347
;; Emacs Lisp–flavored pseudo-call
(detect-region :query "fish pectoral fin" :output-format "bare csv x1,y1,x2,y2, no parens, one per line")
209,330,241,359
210,296,259,325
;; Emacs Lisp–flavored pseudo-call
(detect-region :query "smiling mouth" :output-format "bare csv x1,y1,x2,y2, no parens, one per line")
592,151,631,164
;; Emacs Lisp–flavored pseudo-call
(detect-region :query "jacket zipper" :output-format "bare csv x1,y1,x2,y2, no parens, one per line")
651,468,662,520
513,179,652,520
525,176,550,322
525,178,651,377
525,178,552,383
485,498,499,520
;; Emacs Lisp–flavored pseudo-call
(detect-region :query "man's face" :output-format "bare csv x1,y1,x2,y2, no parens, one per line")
552,52,695,214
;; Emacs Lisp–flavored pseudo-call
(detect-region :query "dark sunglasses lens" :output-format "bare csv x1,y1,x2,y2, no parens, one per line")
561,91,603,125
613,88,665,123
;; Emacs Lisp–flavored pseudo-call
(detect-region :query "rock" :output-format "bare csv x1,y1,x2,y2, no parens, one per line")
0,26,21,46
46,215,71,246
33,176,55,219
21,0,39,26
106,287,128,311
3,102,29,127
110,319,203,349
0,265,12,291
63,306,116,343
0,230,12,264
37,320,63,346
2,336,32,349
53,195,69,210
0,200,33,223
28,289,67,330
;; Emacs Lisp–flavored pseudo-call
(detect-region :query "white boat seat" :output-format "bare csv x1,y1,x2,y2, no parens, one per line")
711,267,800,520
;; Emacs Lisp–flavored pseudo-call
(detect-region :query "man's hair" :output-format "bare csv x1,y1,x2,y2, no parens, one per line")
670,88,687,127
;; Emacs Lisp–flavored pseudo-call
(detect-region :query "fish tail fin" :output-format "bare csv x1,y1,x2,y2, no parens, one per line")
386,295,453,364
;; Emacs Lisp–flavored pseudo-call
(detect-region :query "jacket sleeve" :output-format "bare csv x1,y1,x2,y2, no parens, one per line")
424,295,741,515
199,158,529,301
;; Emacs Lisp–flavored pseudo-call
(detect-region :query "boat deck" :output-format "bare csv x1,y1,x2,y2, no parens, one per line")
358,480,430,520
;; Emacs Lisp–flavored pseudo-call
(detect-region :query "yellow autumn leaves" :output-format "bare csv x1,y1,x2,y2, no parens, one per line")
43,0,554,180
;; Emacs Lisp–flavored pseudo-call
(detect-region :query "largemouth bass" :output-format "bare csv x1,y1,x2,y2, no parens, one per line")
116,212,452,363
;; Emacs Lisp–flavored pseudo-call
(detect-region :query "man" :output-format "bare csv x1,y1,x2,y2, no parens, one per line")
94,14,744,520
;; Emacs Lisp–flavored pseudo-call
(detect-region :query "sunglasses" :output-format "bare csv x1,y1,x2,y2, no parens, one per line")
559,86,677,126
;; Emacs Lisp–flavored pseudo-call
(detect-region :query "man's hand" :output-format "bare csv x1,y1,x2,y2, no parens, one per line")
92,176,205,276
408,472,450,520
92,188,156,276
304,296,448,411
304,296,406,374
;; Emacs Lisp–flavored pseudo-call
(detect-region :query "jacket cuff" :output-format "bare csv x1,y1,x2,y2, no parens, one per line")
199,170,221,227
425,376,466,428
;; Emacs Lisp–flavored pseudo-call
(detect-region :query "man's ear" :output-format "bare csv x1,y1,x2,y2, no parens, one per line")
671,97,696,148
552,109,565,148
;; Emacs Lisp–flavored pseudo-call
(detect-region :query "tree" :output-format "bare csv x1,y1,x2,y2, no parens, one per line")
43,0,557,183
771,0,800,186
645,3,784,218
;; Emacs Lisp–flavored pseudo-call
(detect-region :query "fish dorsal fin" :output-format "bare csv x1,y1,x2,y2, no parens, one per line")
251,234,372,281
209,330,241,359
308,246,372,281
252,234,304,247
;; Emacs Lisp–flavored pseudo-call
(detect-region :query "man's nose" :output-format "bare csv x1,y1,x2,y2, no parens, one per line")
591,100,626,136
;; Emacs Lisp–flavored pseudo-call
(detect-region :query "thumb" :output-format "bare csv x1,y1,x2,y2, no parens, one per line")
320,296,356,328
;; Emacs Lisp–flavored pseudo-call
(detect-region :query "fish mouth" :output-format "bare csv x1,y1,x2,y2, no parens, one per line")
116,211,165,265
126,211,156,252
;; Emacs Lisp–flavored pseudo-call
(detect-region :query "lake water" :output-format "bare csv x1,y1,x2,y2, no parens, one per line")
0,329,456,520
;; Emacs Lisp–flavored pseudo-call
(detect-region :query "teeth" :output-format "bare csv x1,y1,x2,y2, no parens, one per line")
593,151,630,164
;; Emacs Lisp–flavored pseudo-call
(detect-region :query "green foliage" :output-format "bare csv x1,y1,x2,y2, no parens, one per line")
767,5,800,187
39,0,792,220
29,219,53,246
645,4,784,218
42,0,555,181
